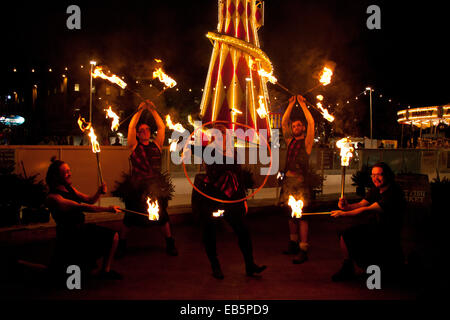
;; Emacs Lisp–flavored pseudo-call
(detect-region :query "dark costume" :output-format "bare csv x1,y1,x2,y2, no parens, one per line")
342,184,406,270
49,186,116,272
192,152,257,271
123,141,170,227
280,138,311,215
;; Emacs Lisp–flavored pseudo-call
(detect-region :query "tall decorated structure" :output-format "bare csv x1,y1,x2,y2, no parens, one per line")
200,0,273,138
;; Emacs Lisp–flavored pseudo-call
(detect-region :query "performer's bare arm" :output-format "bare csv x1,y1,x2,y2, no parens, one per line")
337,198,370,211
46,194,121,213
297,95,315,155
127,102,147,152
331,201,382,218
281,96,296,147
146,100,165,150
72,184,107,204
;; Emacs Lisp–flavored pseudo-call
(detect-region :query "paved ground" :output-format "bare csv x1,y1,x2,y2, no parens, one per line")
0,201,424,301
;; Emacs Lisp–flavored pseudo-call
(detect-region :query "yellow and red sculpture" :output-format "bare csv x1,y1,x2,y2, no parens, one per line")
200,0,273,137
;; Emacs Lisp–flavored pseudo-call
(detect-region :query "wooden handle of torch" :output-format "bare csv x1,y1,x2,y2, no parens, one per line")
340,166,346,199
95,152,104,185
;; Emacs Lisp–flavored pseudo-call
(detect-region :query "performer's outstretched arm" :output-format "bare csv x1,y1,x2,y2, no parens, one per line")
297,95,315,155
281,96,296,146
127,101,147,151
146,100,165,150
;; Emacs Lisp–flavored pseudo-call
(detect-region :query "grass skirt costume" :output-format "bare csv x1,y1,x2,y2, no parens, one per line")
113,171,174,227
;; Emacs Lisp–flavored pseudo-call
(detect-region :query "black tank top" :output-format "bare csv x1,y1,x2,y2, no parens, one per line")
50,185,85,227
285,138,309,177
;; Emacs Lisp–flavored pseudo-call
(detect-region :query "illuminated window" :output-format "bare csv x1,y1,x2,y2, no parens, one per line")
106,86,111,95
74,84,80,91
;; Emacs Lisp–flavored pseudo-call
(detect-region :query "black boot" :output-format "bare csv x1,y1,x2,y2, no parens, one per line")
292,249,308,264
210,260,224,280
332,259,356,282
246,263,267,276
283,240,299,255
165,237,178,256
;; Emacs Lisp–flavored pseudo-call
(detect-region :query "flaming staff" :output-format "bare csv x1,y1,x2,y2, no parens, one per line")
120,196,159,220
336,137,354,199
92,66,144,100
77,116,103,184
303,66,334,94
153,67,177,97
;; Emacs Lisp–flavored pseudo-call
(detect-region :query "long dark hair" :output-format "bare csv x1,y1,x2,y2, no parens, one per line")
372,162,395,185
45,156,65,192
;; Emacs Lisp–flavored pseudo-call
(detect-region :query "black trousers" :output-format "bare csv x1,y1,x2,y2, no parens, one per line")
196,195,254,268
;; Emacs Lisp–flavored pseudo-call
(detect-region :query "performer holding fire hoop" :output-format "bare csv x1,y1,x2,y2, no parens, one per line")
280,94,315,264
192,124,266,279
116,100,177,257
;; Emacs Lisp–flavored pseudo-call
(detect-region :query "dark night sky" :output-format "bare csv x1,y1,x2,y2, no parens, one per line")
2,0,449,108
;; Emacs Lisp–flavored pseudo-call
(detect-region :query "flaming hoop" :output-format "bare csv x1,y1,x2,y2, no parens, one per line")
212,209,224,218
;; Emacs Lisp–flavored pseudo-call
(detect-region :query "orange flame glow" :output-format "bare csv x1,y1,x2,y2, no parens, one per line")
336,137,354,166
166,115,186,133
77,116,100,153
146,197,159,221
257,96,268,119
212,209,224,218
153,68,177,88
258,69,277,84
319,67,333,86
105,106,120,131
92,66,127,89
288,195,304,219
316,102,335,122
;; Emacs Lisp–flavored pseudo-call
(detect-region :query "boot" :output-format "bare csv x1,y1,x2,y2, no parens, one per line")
210,260,224,279
292,249,308,264
246,263,267,276
165,237,178,256
332,259,356,282
282,240,299,255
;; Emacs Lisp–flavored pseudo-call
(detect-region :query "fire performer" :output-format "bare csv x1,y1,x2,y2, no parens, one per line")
280,94,315,264
45,158,122,280
330,162,405,282
117,100,178,257
192,124,266,279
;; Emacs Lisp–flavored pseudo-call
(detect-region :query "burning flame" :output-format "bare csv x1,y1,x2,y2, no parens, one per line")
258,69,277,84
336,137,354,167
288,195,304,219
154,58,162,63
316,102,335,122
105,106,120,131
319,67,333,86
77,116,100,153
316,95,324,101
92,66,127,89
166,115,186,133
257,96,268,119
153,68,177,88
169,138,178,152
212,209,224,218
146,197,159,221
